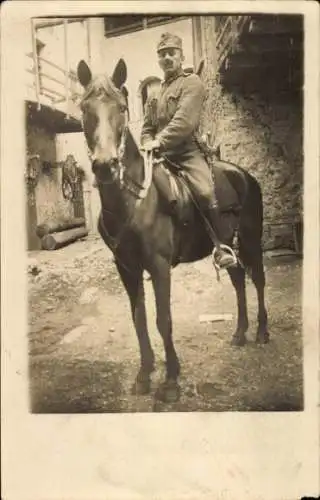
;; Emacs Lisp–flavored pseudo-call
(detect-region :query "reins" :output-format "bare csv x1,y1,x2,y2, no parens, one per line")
80,75,152,274
96,111,153,273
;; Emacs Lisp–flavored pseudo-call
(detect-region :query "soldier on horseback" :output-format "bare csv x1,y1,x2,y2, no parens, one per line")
140,32,236,269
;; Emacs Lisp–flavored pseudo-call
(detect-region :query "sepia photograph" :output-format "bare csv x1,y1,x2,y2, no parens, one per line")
26,13,304,413
2,2,319,499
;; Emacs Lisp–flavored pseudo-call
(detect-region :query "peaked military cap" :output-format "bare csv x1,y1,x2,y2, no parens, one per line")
157,32,183,52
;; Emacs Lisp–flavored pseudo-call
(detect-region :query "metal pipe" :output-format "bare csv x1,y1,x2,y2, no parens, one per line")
27,53,77,80
31,18,41,110
63,19,69,118
40,86,65,98
35,17,85,30
27,68,67,87
86,18,91,66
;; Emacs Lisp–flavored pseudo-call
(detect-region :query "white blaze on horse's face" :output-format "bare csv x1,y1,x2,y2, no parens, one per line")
82,89,123,167
77,59,128,174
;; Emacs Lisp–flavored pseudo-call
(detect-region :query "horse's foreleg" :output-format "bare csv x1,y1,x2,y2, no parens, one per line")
115,260,155,394
150,257,181,403
251,258,269,344
227,265,249,346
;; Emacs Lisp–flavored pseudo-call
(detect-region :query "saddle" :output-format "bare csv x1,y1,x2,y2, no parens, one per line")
152,156,247,226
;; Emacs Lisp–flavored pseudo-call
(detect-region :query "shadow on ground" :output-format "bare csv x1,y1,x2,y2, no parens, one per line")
29,357,124,413
30,347,303,413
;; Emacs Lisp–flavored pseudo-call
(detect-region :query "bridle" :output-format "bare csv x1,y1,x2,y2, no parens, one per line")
81,77,153,265
83,87,152,200
87,107,129,188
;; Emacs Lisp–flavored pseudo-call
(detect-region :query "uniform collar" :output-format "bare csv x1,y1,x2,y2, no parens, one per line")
162,68,184,85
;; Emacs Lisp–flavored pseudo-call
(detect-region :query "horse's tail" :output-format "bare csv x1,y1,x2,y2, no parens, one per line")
237,171,264,273
245,171,264,238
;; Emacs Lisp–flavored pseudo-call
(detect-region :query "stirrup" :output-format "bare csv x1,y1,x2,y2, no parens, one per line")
212,244,238,271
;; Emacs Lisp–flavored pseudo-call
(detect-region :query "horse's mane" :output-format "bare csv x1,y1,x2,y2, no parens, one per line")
80,74,127,109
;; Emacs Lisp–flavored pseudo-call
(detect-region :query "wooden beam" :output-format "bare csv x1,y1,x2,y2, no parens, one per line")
36,217,85,238
41,227,88,251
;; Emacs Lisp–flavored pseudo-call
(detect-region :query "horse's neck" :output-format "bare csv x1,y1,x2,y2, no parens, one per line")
123,128,144,182
98,128,144,225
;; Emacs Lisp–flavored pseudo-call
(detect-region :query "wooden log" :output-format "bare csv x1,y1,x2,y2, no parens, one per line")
41,227,88,250
36,217,85,238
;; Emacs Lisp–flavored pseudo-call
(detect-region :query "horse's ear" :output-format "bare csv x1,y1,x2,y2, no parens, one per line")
77,60,92,87
111,58,127,89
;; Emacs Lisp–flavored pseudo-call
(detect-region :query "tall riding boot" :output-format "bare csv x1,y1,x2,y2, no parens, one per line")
205,207,237,268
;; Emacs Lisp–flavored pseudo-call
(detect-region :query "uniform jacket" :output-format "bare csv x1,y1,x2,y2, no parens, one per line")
141,69,205,156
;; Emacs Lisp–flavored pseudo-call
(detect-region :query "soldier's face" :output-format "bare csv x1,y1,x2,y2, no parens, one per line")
158,48,184,78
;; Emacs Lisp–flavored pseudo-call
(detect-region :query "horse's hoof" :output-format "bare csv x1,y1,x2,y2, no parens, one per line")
231,335,246,347
131,378,151,395
256,332,270,344
155,380,180,403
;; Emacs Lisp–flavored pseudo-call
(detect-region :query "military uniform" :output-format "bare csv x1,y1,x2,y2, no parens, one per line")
141,69,216,209
140,32,237,269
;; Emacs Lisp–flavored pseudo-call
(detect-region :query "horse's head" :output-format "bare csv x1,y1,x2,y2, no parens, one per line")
77,59,128,182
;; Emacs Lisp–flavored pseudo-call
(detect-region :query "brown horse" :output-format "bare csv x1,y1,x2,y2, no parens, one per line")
77,58,269,403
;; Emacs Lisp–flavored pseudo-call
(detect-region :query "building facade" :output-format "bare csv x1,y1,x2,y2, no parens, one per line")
26,15,303,252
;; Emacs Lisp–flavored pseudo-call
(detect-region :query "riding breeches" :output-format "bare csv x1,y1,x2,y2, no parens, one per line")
167,150,218,209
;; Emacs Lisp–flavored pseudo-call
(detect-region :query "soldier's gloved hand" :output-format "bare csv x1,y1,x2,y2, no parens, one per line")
141,139,160,152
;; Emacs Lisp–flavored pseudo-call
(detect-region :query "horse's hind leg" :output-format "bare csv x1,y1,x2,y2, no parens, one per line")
150,256,181,403
115,260,155,394
227,265,249,346
251,256,269,344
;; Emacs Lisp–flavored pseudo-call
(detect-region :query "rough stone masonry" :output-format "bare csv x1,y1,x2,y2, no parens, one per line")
199,18,303,251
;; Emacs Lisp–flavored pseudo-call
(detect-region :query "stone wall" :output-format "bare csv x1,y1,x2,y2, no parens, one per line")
201,87,303,250
198,18,303,250
217,91,302,220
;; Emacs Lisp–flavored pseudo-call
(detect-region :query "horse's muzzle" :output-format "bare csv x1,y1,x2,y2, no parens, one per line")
92,159,119,183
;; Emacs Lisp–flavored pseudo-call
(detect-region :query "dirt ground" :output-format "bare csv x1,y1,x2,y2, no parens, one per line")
28,236,303,413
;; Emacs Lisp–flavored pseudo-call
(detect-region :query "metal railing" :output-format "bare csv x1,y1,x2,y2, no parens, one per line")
27,18,87,117
26,52,82,114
